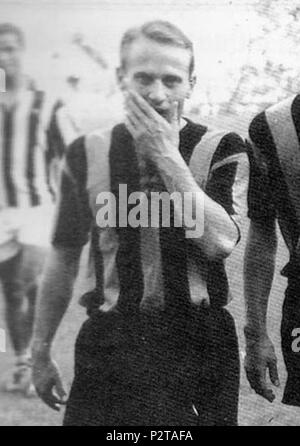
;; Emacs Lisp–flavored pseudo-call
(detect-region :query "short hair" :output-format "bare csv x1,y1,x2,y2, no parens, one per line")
120,20,194,75
0,23,25,48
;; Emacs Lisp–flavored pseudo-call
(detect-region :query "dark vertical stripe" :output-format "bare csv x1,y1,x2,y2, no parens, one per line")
291,95,300,145
44,149,55,200
91,224,104,300
45,100,65,199
26,90,45,206
250,112,299,249
206,162,238,216
109,124,144,317
210,132,246,165
159,121,206,321
3,107,17,206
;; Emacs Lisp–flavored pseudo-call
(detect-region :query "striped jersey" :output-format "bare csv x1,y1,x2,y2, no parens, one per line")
52,119,249,313
248,94,300,275
0,82,54,209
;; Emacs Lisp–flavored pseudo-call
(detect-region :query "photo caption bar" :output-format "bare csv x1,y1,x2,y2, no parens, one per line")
105,429,195,442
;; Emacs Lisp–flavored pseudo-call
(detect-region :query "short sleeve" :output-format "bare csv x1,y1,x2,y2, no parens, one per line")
247,113,277,223
51,136,92,248
206,132,249,241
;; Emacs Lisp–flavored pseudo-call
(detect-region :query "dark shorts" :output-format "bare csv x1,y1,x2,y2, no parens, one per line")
64,304,240,426
281,275,300,406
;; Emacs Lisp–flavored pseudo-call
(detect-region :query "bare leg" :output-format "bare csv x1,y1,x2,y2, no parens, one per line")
0,246,46,395
2,281,37,356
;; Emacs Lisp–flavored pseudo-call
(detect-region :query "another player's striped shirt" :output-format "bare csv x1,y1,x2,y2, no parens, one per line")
0,82,54,208
248,94,300,275
52,119,249,312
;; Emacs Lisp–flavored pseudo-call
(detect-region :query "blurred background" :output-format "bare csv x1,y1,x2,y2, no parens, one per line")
3,0,300,134
0,0,300,426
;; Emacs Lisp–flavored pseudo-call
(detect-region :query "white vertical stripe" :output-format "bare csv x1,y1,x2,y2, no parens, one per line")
186,253,210,306
98,228,120,313
140,225,165,312
0,107,8,207
230,153,249,229
11,89,33,207
33,93,56,205
189,129,229,189
85,129,121,312
33,139,52,205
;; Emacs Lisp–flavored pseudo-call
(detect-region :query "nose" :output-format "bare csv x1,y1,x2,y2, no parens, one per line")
147,80,167,105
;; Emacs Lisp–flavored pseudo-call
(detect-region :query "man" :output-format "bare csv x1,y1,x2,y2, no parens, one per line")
0,23,57,396
244,94,300,406
32,21,249,425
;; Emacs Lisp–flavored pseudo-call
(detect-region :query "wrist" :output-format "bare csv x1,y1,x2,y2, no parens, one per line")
32,339,51,359
244,325,268,342
155,150,185,178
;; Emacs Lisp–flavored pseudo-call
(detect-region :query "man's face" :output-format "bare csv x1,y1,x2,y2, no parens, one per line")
0,33,23,80
118,36,195,121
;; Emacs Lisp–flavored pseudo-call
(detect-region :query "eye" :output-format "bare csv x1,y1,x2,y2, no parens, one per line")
134,73,154,86
162,75,182,88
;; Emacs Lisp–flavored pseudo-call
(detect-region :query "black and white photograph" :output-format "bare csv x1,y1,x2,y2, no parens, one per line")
0,0,300,428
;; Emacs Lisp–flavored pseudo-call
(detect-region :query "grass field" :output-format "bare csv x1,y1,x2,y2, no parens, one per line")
1,222,300,426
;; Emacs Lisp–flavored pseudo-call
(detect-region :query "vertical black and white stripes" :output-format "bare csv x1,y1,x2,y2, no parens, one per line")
0,86,53,209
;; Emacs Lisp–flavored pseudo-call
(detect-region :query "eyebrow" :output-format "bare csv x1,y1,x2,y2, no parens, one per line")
133,72,155,79
162,74,183,82
133,72,183,82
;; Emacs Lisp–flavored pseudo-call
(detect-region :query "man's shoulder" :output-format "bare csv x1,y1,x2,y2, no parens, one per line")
85,123,125,147
249,95,300,139
187,117,245,149
191,121,246,161
266,94,299,116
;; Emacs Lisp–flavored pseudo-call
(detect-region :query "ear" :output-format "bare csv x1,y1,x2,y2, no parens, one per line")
186,75,196,99
116,67,127,91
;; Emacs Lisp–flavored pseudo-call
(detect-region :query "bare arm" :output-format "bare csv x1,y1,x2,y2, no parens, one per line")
157,153,239,259
244,219,277,334
32,245,82,410
32,245,82,355
244,219,280,402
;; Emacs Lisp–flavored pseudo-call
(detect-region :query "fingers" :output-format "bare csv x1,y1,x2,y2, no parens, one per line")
170,101,179,127
126,90,166,125
124,114,139,138
54,376,68,400
245,366,276,403
128,90,157,120
268,359,280,387
36,375,67,411
125,94,147,126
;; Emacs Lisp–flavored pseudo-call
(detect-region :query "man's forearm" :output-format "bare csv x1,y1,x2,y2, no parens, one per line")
157,152,239,259
32,246,81,355
244,221,277,335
